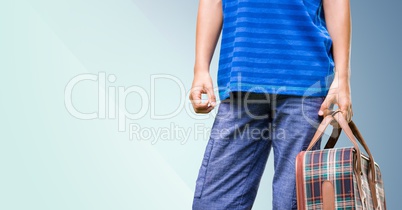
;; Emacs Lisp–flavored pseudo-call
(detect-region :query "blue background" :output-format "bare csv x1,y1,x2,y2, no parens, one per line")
1,0,400,209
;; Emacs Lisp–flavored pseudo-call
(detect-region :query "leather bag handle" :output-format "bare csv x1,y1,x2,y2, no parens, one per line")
319,112,378,186
305,110,379,208
323,118,379,209
306,110,363,175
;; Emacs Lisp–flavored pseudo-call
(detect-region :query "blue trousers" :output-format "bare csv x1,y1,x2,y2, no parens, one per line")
192,92,324,210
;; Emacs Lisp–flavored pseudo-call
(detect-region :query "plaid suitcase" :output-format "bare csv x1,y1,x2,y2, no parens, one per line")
296,110,386,210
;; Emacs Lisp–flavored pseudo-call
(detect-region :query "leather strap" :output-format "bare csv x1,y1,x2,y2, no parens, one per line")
322,180,335,210
306,110,379,209
323,118,378,206
332,112,380,209
306,113,335,151
347,121,379,209
324,126,342,149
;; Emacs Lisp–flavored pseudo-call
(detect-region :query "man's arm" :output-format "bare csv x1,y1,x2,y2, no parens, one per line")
189,0,223,114
319,0,353,122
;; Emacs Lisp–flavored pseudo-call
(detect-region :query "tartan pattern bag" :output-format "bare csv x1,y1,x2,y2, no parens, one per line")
296,110,387,210
297,148,355,208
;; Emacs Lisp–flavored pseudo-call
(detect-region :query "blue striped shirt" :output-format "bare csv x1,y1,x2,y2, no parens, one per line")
217,0,335,100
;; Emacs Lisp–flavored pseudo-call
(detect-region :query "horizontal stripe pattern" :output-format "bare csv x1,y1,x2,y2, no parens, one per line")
217,0,335,100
